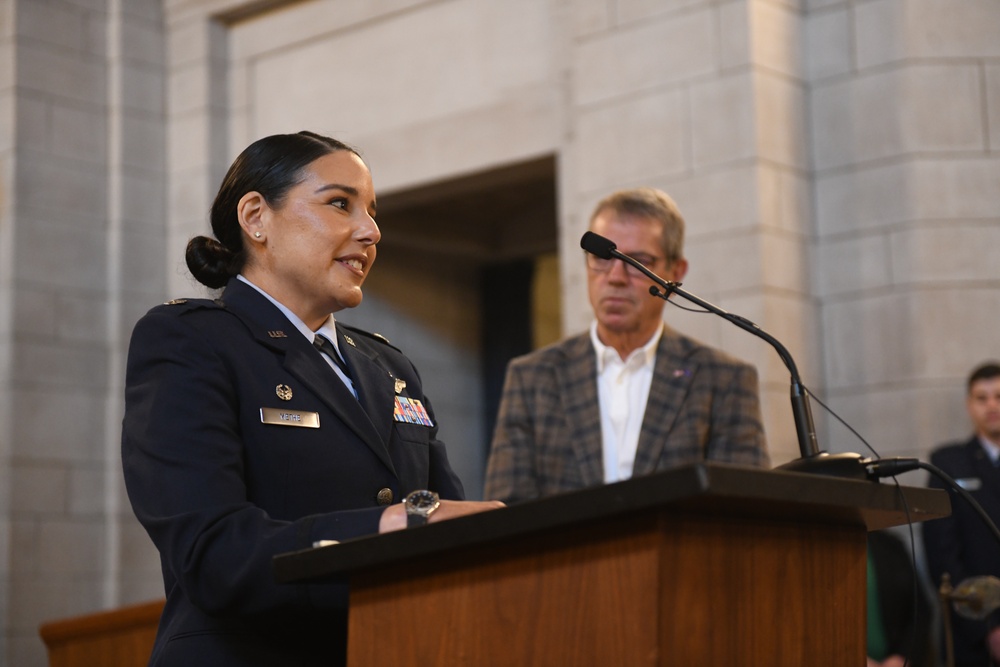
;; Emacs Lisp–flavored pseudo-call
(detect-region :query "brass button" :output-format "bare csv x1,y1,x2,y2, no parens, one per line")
376,488,393,506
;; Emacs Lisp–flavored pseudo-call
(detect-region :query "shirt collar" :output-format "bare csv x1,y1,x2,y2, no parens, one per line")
589,321,663,372
978,435,1000,464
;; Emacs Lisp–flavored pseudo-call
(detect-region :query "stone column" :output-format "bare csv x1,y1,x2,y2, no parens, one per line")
808,0,1000,467
0,1,167,664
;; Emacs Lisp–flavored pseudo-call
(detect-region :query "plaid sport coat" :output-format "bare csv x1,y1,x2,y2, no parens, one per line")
483,326,770,503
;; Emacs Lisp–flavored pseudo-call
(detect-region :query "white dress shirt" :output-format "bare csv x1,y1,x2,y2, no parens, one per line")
590,322,663,484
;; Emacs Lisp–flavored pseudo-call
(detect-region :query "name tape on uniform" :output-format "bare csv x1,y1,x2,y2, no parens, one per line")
260,407,320,428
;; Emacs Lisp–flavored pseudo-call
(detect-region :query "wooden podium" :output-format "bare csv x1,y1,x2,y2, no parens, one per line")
274,463,949,666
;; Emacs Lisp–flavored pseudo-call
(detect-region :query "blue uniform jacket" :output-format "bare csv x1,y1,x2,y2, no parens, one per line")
121,278,464,666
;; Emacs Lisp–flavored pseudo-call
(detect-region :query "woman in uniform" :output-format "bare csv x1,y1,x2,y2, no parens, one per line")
122,131,501,666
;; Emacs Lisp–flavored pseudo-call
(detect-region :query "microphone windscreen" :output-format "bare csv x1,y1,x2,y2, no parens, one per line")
580,232,616,259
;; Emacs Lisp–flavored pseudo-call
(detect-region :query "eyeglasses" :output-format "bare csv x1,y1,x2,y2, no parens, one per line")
586,252,663,277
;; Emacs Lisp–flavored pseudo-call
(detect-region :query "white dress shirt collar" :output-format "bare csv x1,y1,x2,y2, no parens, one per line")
589,321,663,372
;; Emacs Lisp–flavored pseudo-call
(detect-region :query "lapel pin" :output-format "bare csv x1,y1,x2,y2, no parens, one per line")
394,378,407,394
343,335,356,347
276,384,293,401
268,330,287,338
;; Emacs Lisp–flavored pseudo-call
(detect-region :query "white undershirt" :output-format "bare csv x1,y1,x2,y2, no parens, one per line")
590,322,662,484
237,275,357,397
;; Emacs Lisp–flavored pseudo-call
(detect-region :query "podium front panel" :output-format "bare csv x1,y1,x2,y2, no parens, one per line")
346,512,865,666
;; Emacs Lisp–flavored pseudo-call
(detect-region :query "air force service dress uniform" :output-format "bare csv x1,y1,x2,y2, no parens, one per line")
121,277,464,667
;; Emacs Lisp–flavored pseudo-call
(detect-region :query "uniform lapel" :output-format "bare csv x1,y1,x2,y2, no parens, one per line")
555,335,605,487
336,325,396,448
219,280,397,476
968,437,1000,502
632,327,696,477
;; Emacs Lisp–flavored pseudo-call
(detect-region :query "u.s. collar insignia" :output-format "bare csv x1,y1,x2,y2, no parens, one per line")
268,330,287,338
276,384,293,401
343,335,356,347
394,378,407,394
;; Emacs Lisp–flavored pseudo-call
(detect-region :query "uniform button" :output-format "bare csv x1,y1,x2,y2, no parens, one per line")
376,488,393,506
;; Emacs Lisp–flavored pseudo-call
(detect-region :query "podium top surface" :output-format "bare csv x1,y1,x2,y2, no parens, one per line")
273,462,949,584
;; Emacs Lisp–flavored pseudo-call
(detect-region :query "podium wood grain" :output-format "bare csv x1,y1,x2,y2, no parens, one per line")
39,599,163,667
347,513,864,666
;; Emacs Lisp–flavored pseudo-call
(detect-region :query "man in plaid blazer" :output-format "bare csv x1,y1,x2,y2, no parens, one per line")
484,188,769,504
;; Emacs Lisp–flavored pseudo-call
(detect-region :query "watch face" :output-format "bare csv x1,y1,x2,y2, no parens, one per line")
405,490,440,517
409,491,438,511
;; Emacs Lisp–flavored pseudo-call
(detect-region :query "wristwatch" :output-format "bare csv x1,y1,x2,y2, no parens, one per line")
404,489,440,528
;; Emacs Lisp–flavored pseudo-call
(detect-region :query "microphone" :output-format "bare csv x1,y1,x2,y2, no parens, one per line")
580,231,682,293
580,231,616,259
580,231,871,479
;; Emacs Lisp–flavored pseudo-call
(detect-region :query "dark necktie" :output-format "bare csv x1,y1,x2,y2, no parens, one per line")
314,334,353,381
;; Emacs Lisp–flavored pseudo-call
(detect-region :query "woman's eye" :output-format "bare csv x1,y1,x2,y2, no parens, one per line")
329,198,348,209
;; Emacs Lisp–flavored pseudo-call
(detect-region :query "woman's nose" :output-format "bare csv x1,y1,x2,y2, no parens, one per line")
357,212,380,245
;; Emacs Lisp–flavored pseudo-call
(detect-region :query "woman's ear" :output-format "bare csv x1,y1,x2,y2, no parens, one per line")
237,191,267,243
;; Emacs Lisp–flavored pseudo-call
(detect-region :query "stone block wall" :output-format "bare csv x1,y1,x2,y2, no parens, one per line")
807,0,1000,467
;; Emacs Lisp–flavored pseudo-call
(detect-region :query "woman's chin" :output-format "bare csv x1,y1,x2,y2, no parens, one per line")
332,289,364,312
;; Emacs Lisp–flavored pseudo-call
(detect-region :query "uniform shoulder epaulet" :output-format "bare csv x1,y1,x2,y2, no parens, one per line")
156,297,222,313
340,323,400,352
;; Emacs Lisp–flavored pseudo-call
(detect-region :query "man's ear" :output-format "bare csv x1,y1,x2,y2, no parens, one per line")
237,191,267,243
668,258,689,283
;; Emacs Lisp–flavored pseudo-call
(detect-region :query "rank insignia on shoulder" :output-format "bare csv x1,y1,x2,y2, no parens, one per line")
340,325,400,351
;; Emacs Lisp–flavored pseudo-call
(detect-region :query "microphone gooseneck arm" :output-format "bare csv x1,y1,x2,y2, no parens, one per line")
581,234,1000,552
580,231,872,478
608,246,820,461
643,281,821,460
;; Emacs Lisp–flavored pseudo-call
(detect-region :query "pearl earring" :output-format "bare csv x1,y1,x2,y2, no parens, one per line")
254,232,262,239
